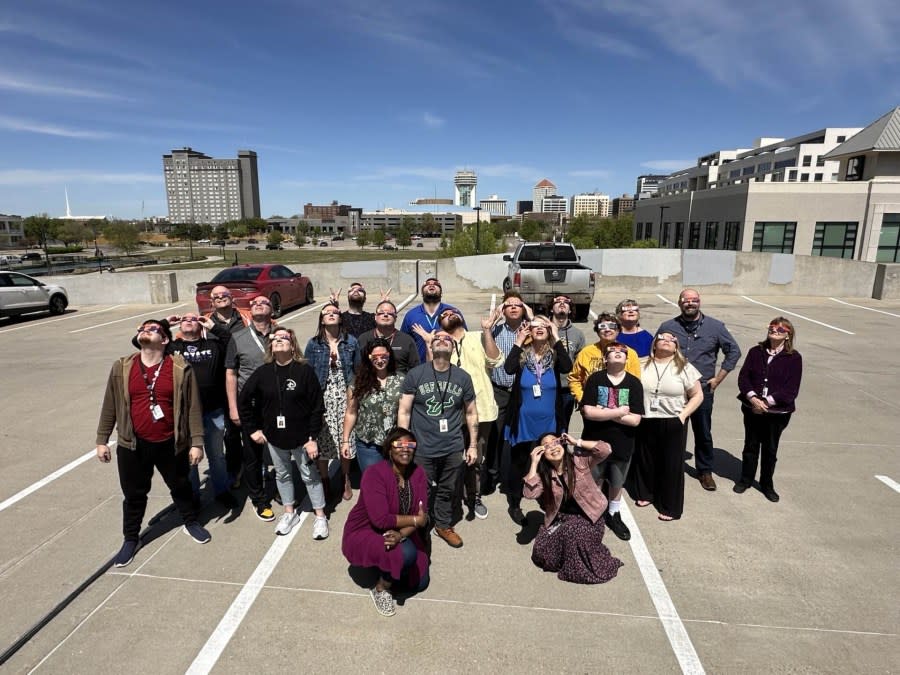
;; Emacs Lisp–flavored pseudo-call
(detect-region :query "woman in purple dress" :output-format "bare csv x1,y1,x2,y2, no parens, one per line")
524,431,623,584
341,427,430,617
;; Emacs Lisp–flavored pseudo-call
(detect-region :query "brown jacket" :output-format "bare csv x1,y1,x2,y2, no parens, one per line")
95,353,204,452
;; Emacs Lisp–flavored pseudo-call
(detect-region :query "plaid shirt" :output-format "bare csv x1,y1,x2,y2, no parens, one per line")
490,322,519,388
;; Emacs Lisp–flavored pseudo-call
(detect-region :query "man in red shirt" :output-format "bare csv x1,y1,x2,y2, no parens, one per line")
96,319,210,567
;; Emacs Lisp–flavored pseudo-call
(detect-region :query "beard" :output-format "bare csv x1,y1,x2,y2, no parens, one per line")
432,344,453,358
423,291,442,303
137,333,153,345
441,315,462,331
681,305,700,318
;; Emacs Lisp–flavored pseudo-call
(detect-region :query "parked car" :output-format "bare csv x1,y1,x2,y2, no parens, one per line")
0,271,69,318
416,242,424,247
382,244,397,251
228,239,240,245
266,243,284,250
195,264,313,318
197,239,211,244
247,238,258,244
502,242,595,322
20,252,42,263
331,235,344,241
318,241,329,247
213,239,227,246
245,244,259,250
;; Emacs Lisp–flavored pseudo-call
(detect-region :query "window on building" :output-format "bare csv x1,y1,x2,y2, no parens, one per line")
730,169,741,178
661,223,671,247
788,170,797,181
688,222,701,248
724,222,741,250
802,155,812,167
636,222,644,239
837,135,847,143
846,155,865,181
752,222,796,253
674,222,685,248
758,162,772,173
742,166,755,176
814,173,823,182
813,222,858,258
816,157,826,167
800,173,809,182
774,158,797,170
877,214,900,262
644,223,654,240
704,222,719,249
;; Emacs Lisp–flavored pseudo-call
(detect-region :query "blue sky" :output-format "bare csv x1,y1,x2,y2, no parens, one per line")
1,0,898,220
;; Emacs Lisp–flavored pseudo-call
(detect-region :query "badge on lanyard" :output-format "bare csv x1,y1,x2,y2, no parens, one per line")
532,383,542,398
649,397,660,411
439,419,448,433
151,404,164,421
276,415,286,429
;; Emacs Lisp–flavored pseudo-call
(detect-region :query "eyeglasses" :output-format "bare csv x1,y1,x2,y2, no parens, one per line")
211,293,232,300
552,296,571,304
504,303,524,309
250,300,271,307
424,279,440,286
768,326,789,335
541,440,564,451
432,335,453,344
375,310,396,317
596,322,618,331
620,305,639,312
321,310,341,317
349,285,365,292
439,310,458,318
529,324,549,331
605,348,628,356
137,325,163,334
391,440,417,450
271,334,292,342
680,298,700,305
181,316,200,322
656,335,677,343
369,352,390,361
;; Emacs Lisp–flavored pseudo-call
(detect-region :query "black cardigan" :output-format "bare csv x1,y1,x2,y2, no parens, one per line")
502,341,573,437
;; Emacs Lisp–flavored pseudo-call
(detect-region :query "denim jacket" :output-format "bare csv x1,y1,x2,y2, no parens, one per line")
304,333,358,387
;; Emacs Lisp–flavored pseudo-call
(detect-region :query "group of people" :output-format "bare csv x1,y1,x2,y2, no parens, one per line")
95,279,803,617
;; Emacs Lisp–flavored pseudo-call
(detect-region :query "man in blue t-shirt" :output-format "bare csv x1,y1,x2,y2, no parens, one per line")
400,277,466,361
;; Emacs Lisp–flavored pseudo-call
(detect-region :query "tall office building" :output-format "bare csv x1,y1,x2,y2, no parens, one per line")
635,174,667,199
533,178,557,212
611,194,635,217
163,147,260,225
454,170,478,207
516,200,533,215
479,194,507,216
571,193,610,217
541,195,568,213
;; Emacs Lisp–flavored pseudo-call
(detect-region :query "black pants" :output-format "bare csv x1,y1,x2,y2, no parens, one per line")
462,421,493,506
483,385,511,493
117,437,196,541
417,451,464,529
741,409,791,489
502,441,535,508
241,427,275,508
224,416,243,478
630,417,688,519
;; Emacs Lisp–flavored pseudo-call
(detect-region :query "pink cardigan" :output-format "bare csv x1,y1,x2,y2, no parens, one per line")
523,442,612,527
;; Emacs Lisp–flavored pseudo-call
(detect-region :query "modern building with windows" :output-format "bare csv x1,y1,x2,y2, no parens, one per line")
163,148,260,225
361,210,460,235
516,200,533,215
454,170,477,208
612,194,635,217
0,214,24,248
533,178,557,213
541,195,568,213
635,174,667,200
571,193,610,217
479,195,507,216
633,107,900,262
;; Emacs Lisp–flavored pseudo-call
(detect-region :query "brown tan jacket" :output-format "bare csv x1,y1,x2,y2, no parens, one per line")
95,353,204,452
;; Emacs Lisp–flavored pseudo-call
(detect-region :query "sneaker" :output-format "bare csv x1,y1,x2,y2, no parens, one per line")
604,511,631,541
508,506,525,526
215,492,238,509
473,499,488,520
733,482,751,494
312,516,329,540
369,587,396,617
275,511,300,536
256,504,275,522
113,540,141,567
182,522,211,544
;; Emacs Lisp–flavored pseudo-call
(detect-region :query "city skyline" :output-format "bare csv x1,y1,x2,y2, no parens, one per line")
1,0,898,219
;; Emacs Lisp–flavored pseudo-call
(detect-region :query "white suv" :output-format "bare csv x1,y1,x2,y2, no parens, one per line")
0,272,69,318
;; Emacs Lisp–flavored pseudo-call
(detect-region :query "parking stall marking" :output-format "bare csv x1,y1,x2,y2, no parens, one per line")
740,296,854,335
874,475,900,494
656,293,678,307
829,297,900,318
68,303,188,333
0,305,125,335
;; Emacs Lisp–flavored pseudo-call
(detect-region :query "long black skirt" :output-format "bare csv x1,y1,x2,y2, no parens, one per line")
531,512,623,584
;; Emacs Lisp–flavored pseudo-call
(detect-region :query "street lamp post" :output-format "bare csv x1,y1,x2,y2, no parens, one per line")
473,206,482,255
658,205,670,246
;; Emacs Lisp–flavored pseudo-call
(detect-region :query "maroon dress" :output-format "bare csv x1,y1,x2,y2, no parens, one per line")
341,459,430,588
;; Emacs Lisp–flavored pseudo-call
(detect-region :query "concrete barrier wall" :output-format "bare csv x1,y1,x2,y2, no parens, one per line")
41,251,898,307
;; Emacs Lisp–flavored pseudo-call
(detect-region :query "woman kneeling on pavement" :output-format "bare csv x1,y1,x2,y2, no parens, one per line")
342,427,430,617
524,432,623,584
238,328,330,540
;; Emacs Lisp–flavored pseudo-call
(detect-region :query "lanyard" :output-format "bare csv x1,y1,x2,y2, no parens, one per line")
431,364,453,412
651,359,672,396
454,335,464,367
422,307,440,331
139,358,164,405
249,326,268,353
274,361,292,416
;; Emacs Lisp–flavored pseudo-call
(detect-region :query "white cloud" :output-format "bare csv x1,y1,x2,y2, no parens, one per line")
0,169,160,186
0,115,116,139
422,112,445,129
640,160,693,171
0,72,127,100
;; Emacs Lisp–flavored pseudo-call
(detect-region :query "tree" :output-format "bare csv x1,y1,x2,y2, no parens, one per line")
371,228,386,248
297,220,310,241
519,219,543,242
104,220,141,255
58,221,90,247
356,230,371,248
421,212,438,237
631,238,659,248
267,230,284,246
595,216,633,249
23,214,60,264
396,225,412,249
243,217,268,234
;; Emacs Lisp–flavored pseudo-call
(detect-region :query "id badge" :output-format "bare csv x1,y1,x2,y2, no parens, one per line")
151,404,164,421
649,397,660,412
532,384,542,398
439,419,448,433
276,415,286,429
761,386,769,398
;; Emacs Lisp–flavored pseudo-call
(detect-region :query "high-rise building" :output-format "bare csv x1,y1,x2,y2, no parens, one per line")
571,193,610,217
611,194,635,217
541,195,568,213
635,174,667,200
454,170,478,207
533,178,557,212
163,147,260,225
479,194,507,216
516,200,533,215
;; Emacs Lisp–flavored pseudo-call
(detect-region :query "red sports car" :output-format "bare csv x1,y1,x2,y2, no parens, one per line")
195,264,314,317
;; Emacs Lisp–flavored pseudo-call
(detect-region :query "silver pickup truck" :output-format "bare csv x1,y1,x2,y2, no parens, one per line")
502,242,595,321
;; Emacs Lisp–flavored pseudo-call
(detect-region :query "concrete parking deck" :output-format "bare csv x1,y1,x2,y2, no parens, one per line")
1,293,898,673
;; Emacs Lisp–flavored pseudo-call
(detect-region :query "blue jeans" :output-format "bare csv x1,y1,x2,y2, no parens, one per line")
190,409,229,496
690,382,715,474
356,439,383,474
384,538,430,592
560,389,575,433
268,442,325,510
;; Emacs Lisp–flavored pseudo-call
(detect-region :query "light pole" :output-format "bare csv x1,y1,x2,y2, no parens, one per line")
473,206,482,255
658,204,670,245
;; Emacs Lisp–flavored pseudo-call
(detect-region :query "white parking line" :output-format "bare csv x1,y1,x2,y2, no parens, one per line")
0,445,113,513
620,502,706,674
69,303,188,333
274,302,327,322
656,293,678,307
740,296,854,335
874,475,900,494
0,305,125,334
186,512,310,674
829,297,900,318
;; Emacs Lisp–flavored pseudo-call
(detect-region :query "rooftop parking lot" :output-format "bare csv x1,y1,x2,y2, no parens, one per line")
1,292,898,673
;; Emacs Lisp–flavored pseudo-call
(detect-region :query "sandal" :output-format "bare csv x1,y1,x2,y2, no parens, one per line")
658,514,674,521
635,500,651,508
342,475,353,501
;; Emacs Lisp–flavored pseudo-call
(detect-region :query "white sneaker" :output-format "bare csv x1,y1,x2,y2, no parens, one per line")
275,511,299,536
312,516,329,540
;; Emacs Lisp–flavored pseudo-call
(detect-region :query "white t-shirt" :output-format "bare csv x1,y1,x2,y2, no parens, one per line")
640,358,701,418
